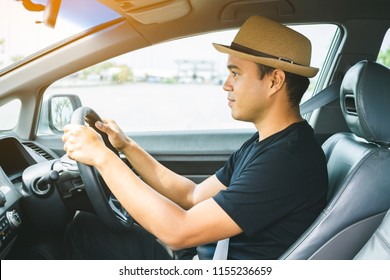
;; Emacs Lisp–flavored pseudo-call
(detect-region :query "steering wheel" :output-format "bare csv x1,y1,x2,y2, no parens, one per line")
70,106,133,233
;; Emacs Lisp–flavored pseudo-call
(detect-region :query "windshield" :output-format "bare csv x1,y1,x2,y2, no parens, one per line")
0,0,120,73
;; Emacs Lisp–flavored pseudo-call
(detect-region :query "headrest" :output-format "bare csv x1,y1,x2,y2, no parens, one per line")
340,60,390,145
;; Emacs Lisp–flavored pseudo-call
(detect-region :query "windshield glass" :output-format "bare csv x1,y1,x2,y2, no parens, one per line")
0,0,120,73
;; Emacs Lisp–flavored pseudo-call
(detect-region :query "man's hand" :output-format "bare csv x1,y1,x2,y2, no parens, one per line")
95,119,130,152
62,124,109,166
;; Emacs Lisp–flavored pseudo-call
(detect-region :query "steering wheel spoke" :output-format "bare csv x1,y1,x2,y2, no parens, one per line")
108,196,131,223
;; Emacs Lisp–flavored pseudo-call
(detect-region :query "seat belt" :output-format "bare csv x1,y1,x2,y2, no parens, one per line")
205,80,343,261
192,238,230,260
300,79,342,115
212,238,230,260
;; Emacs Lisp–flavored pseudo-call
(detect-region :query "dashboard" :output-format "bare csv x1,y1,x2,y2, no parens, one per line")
0,136,75,259
0,138,33,179
0,166,21,259
0,137,43,258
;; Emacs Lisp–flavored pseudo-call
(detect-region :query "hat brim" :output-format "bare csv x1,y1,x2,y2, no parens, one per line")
213,43,319,78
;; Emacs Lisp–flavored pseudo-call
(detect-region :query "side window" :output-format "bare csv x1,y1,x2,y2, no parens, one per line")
293,25,339,103
39,25,338,135
0,99,21,131
377,28,390,68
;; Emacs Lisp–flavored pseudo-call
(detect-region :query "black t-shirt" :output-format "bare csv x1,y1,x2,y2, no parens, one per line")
197,121,328,259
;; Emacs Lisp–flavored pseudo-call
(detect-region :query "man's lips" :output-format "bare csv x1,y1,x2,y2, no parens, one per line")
228,94,235,107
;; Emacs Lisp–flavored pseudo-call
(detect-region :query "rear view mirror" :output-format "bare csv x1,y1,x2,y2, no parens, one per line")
42,0,62,28
21,0,62,28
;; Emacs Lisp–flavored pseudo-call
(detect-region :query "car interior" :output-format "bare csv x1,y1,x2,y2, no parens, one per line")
281,60,390,259
0,0,390,260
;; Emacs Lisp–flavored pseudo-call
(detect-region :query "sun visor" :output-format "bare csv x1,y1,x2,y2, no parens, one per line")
98,0,191,24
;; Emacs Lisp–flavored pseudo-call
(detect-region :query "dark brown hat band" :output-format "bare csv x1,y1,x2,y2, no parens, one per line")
230,42,302,66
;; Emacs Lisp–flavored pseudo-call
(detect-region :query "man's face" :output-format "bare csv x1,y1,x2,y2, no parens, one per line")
223,55,274,124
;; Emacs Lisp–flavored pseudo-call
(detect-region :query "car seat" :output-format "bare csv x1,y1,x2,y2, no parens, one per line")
353,207,390,259
279,60,390,259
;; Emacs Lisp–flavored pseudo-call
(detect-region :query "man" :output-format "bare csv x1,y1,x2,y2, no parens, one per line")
62,15,328,260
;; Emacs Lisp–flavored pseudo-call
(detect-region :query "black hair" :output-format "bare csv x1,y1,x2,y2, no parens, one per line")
256,63,310,108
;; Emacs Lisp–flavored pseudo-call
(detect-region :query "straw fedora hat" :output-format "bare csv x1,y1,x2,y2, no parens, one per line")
213,16,319,78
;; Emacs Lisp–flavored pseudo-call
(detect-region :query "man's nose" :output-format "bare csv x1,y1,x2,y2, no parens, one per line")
223,79,232,92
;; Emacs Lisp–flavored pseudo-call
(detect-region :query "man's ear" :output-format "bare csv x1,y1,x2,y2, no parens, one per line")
269,69,285,96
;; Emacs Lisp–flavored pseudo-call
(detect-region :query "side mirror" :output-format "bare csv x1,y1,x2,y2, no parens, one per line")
38,94,82,134
49,95,82,131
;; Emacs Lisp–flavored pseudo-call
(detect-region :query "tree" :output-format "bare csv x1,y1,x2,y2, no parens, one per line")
377,47,390,67
80,61,115,79
112,65,133,83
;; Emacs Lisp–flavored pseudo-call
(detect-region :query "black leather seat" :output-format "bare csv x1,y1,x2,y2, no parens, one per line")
280,60,390,260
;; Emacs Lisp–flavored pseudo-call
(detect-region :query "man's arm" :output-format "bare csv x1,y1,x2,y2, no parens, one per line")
127,139,196,208
63,124,242,249
93,147,242,250
97,119,226,209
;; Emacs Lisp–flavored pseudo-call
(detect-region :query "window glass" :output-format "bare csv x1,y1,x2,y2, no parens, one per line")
0,0,119,73
0,99,21,130
377,28,390,68
40,24,338,134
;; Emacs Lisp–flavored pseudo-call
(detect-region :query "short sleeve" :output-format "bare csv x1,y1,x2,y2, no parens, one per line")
215,132,259,187
213,149,306,236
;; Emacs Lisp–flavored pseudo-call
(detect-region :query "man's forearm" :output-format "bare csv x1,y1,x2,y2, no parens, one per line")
119,139,197,209
94,149,239,250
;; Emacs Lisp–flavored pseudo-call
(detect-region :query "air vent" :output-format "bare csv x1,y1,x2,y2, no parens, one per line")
23,142,55,160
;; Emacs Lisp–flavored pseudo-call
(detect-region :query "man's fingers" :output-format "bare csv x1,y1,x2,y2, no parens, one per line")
96,119,118,135
95,120,109,133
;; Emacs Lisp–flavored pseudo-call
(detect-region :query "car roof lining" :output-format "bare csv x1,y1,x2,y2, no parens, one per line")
99,0,192,24
107,0,390,46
